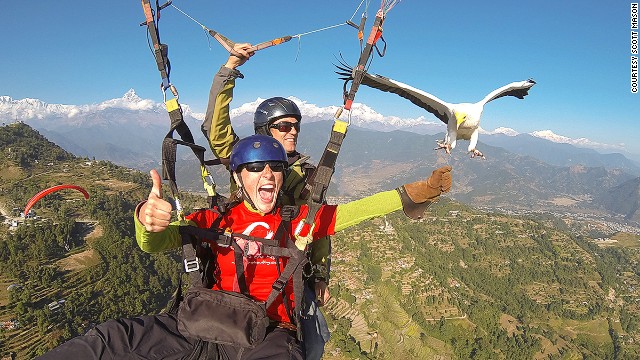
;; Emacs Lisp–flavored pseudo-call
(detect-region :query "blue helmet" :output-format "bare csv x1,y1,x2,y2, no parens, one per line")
230,134,288,172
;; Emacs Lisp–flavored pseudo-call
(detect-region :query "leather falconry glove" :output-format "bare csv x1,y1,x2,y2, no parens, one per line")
396,165,452,220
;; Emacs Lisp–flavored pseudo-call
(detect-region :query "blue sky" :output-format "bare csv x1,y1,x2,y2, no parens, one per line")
1,1,639,155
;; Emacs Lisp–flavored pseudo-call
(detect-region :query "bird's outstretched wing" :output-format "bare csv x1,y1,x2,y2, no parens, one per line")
480,79,536,105
336,63,451,124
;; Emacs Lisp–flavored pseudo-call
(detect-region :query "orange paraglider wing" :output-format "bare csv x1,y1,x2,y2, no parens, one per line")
23,184,90,217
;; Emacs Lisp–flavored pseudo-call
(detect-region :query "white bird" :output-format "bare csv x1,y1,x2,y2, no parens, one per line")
337,65,536,158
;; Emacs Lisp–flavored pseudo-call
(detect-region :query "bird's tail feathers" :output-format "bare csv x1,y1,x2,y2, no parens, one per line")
333,55,354,81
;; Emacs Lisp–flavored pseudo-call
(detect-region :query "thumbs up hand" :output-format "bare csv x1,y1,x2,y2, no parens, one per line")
140,169,173,232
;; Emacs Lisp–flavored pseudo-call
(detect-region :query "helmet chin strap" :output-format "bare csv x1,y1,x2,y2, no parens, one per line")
235,175,258,211
255,125,270,136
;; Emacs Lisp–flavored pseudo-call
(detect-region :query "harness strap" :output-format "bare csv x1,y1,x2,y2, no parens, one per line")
161,138,215,201
265,233,308,340
294,119,348,249
230,241,250,295
296,5,388,245
343,8,385,111
141,0,171,89
141,0,219,218
178,224,231,288
300,121,348,206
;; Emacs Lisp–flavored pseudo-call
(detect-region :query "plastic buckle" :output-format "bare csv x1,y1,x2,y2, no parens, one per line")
243,240,251,257
294,220,315,251
272,278,287,292
294,219,308,237
184,258,200,273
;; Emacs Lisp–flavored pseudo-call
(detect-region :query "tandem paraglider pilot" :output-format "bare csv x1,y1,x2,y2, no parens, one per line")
38,134,452,360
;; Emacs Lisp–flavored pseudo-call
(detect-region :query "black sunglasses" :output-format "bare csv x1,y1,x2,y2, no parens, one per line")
269,121,300,133
242,161,287,173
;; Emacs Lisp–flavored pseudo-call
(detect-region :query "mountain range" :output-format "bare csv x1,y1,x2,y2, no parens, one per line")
1,92,640,223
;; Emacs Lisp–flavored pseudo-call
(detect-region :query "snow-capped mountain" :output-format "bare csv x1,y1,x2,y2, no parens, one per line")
0,91,204,170
0,89,200,127
226,96,444,134
530,130,626,152
1,92,638,173
480,127,520,137
0,92,624,151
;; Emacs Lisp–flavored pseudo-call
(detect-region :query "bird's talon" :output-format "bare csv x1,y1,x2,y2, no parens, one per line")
435,142,452,154
470,149,485,159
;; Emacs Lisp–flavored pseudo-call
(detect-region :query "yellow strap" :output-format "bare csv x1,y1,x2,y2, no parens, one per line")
332,119,349,134
200,165,217,197
166,98,180,112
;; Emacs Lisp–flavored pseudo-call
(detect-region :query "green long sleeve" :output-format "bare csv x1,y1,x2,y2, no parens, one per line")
334,190,403,232
133,203,188,253
201,66,242,160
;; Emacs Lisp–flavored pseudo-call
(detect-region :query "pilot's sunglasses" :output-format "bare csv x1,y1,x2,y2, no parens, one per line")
243,161,287,173
269,121,300,133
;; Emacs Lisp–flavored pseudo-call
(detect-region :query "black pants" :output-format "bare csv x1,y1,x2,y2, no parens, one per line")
37,314,304,360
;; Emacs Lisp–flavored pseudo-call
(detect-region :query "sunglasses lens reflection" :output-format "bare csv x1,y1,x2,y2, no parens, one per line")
270,122,300,132
244,162,286,173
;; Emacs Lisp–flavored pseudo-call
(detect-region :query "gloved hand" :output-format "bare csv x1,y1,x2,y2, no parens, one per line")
404,165,452,202
396,166,452,219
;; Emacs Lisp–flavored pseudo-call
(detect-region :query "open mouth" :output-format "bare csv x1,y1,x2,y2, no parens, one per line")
258,184,275,203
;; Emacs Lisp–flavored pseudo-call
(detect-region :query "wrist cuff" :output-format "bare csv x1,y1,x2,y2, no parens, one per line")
396,186,435,220
218,65,244,79
135,200,148,224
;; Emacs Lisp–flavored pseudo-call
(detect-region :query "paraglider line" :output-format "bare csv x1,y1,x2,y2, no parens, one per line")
349,0,368,23
293,23,346,38
171,4,208,31
170,2,355,59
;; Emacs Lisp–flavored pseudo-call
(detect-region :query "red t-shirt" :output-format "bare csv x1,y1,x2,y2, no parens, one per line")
185,202,337,323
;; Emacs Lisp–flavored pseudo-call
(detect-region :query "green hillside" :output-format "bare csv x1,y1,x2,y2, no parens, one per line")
1,123,639,359
323,203,640,359
0,123,206,358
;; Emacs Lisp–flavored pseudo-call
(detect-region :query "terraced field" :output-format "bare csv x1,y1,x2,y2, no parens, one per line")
0,219,102,357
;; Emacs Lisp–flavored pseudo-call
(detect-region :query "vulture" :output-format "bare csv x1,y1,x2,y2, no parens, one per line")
337,65,536,158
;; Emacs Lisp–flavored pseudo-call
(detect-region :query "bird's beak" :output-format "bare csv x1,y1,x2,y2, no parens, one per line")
454,112,466,129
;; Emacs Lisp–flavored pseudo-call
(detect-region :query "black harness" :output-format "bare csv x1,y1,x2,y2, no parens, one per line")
170,204,308,341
